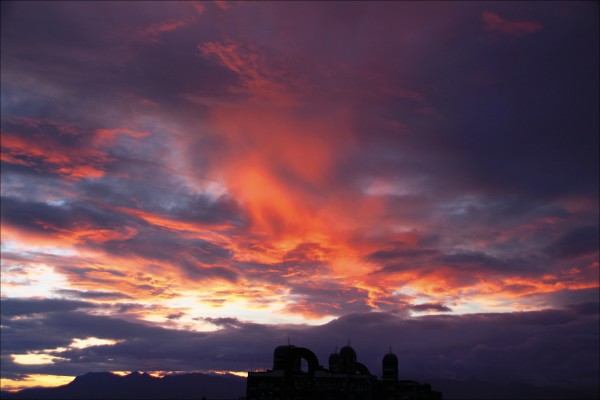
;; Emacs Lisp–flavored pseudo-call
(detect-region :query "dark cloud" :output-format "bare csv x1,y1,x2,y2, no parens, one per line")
1,194,240,282
0,196,135,239
546,226,600,259
437,11,598,199
522,288,600,310
442,251,507,269
97,231,237,282
180,261,239,283
282,242,332,264
54,289,133,301
410,303,452,313
439,251,545,276
59,266,127,279
169,195,245,226
367,248,438,262
0,1,237,131
1,302,597,394
567,302,600,316
0,298,97,317
286,283,373,316
233,251,329,286
201,317,243,328
166,312,186,320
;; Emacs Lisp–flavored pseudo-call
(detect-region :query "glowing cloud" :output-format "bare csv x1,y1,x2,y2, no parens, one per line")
482,11,543,36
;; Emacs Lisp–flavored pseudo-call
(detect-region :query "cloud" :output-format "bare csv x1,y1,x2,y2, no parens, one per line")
285,282,373,317
1,118,112,180
546,226,600,259
138,18,194,43
0,298,97,317
0,2,598,392
199,40,296,105
0,196,139,246
213,1,231,11
482,11,543,36
201,317,242,328
1,302,597,394
410,303,452,313
54,289,133,301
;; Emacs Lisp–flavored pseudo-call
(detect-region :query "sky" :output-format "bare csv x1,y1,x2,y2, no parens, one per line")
1,0,598,395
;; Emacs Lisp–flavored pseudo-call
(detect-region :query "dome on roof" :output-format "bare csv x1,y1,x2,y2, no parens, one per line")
273,345,296,370
383,352,398,366
328,352,341,373
382,350,399,381
340,346,356,360
340,346,357,373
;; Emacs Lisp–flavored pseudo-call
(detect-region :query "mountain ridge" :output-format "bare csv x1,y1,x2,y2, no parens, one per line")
1,371,246,399
1,371,596,399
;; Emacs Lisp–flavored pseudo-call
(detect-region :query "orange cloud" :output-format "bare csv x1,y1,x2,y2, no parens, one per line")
113,206,235,247
207,106,357,238
192,3,206,15
178,51,422,293
213,0,231,11
94,128,150,145
138,18,195,43
1,131,110,179
1,119,151,180
199,41,296,105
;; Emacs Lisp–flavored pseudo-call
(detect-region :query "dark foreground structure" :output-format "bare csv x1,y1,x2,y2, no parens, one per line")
247,344,442,400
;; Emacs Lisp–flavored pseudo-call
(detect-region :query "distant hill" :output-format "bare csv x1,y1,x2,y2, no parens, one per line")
2,372,596,400
0,371,246,399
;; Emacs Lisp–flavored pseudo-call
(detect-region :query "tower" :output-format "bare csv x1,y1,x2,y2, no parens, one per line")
328,347,342,373
382,349,398,381
339,345,357,374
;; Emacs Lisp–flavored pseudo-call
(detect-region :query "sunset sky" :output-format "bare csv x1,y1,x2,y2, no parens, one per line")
1,1,598,395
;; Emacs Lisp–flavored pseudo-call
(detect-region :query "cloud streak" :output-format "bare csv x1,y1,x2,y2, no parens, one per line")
482,11,543,37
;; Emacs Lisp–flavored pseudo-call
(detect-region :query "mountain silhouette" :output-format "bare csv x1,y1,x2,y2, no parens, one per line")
1,372,595,400
1,371,246,399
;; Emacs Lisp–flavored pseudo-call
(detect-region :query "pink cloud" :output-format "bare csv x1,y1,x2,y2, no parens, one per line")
214,0,231,11
482,11,543,37
192,2,206,14
199,40,296,105
138,18,195,43
1,119,112,180
94,128,150,145
0,119,153,180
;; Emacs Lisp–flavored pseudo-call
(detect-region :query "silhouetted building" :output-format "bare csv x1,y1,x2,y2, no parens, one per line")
247,344,442,400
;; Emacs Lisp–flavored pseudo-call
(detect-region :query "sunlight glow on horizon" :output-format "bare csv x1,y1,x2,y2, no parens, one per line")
11,337,122,367
0,375,75,392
